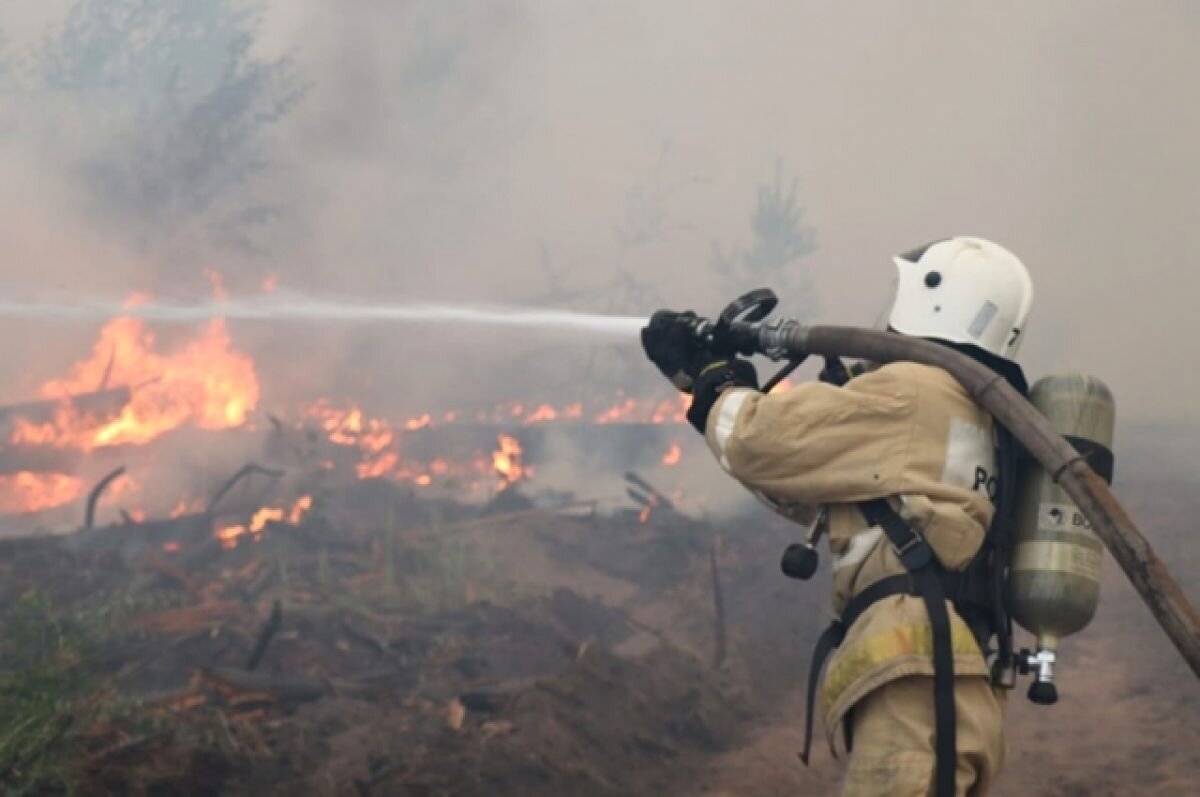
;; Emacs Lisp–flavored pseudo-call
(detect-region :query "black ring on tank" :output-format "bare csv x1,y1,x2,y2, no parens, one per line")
1063,435,1114,484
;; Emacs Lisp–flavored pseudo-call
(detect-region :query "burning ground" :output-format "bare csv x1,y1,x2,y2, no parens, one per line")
0,302,1197,795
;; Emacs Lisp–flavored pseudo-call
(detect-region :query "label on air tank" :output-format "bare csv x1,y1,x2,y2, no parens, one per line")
1038,501,1095,535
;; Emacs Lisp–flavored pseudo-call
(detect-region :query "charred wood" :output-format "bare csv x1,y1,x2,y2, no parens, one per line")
199,666,379,703
59,513,214,560
709,537,727,669
84,466,127,530
208,463,285,514
624,471,675,511
0,387,130,433
245,600,283,671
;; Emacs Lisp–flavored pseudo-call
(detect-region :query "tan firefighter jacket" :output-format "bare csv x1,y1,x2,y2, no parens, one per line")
704,361,998,751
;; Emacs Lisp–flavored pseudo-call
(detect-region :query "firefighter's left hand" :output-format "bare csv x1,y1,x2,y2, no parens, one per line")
641,309,717,393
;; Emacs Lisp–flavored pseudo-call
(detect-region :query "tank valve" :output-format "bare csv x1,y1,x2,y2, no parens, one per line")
1020,649,1059,706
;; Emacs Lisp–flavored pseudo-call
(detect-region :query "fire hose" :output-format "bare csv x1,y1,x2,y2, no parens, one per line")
688,290,1200,679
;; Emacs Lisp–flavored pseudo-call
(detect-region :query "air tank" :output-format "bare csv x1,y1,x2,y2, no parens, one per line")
1010,373,1116,705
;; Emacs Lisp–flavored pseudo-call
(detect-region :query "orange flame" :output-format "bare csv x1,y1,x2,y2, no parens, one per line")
0,472,84,515
357,451,399,480
308,401,395,454
594,398,638,424
661,442,682,467
404,413,433,431
216,494,313,549
492,434,530,489
15,314,259,451
169,496,205,518
288,495,313,524
523,404,558,424
651,394,692,424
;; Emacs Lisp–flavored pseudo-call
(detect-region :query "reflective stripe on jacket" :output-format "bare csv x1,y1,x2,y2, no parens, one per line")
704,361,997,749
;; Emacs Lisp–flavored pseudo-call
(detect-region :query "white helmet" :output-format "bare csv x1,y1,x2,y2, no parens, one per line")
887,236,1033,360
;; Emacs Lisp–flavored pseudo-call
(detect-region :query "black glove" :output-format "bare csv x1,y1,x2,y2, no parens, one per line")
642,308,758,432
686,358,758,433
641,310,713,392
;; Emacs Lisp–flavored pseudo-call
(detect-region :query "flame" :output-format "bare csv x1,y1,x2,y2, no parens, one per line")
524,404,558,424
14,314,259,451
304,401,399,480
492,434,530,489
216,495,312,549
288,495,313,524
594,398,638,424
261,274,279,293
661,443,682,467
169,496,204,518
308,401,395,454
357,451,398,480
404,413,433,431
651,394,692,424
0,472,84,515
297,394,699,497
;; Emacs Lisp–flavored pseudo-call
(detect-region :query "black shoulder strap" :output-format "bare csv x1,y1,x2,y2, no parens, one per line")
858,499,957,797
798,500,956,796
798,573,913,765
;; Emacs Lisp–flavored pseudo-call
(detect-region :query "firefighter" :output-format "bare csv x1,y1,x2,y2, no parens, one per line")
641,237,1034,796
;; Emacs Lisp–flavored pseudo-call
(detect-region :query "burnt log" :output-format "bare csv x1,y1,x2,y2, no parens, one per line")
85,466,127,530
58,512,214,559
245,601,284,671
199,666,380,703
0,387,130,433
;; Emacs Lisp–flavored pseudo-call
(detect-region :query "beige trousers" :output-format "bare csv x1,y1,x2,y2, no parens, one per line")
841,675,1005,797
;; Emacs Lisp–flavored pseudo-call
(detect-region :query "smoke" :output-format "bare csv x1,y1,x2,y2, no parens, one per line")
1,1,1199,425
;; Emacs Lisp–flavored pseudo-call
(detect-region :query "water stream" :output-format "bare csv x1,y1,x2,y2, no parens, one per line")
0,292,648,338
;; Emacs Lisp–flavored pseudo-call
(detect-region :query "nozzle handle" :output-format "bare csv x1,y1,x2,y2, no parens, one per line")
781,543,819,580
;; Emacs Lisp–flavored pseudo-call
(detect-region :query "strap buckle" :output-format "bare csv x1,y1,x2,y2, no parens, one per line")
991,654,1019,690
891,533,933,571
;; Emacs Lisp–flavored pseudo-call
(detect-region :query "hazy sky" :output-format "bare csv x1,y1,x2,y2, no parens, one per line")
2,1,1198,423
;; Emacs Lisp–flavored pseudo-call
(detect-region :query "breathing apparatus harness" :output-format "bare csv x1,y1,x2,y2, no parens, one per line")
786,349,1025,797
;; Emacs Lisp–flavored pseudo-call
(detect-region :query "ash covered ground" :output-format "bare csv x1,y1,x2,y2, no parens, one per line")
0,420,1197,796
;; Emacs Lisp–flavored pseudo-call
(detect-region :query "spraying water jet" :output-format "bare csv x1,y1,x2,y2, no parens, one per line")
0,293,648,337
